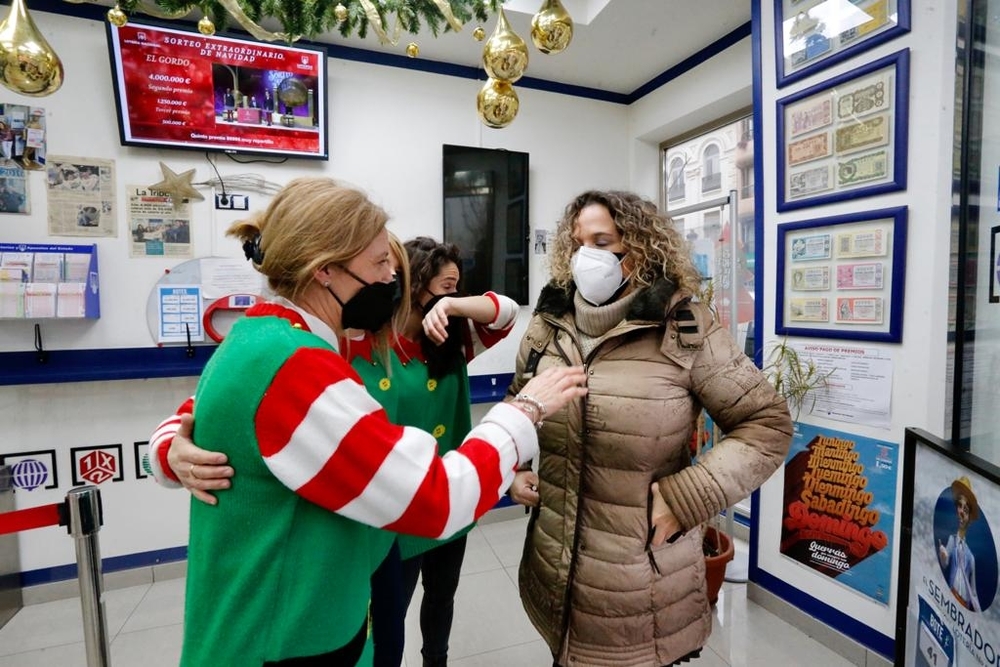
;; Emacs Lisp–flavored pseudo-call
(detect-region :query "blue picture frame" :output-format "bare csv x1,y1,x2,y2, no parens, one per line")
775,0,911,88
776,49,909,213
776,206,907,343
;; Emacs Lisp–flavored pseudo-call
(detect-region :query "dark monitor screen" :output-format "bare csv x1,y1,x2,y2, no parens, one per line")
442,145,529,305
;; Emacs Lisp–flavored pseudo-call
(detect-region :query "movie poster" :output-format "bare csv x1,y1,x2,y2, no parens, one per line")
905,441,999,667
780,423,898,604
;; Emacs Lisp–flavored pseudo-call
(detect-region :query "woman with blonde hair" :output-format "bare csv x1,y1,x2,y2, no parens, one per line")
147,177,587,666
506,190,792,667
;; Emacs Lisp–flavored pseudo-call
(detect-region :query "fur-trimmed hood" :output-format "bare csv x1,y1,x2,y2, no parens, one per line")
534,276,687,323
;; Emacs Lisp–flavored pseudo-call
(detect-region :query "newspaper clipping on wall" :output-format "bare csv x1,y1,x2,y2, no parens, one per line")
0,103,47,170
0,163,29,214
127,184,192,258
46,156,116,237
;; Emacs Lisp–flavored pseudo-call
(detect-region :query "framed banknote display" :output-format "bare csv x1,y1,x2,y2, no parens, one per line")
777,49,909,212
775,0,910,88
776,206,907,342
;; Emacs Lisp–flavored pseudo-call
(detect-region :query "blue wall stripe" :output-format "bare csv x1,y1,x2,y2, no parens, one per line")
21,545,189,587
626,22,752,103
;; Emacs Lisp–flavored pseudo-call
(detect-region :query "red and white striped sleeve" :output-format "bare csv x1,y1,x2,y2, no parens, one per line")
258,346,537,538
466,292,519,360
148,396,193,488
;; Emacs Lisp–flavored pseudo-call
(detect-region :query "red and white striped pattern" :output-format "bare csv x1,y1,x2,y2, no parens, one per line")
148,344,536,540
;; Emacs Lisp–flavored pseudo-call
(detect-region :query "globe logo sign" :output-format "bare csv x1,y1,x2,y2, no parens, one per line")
11,459,48,491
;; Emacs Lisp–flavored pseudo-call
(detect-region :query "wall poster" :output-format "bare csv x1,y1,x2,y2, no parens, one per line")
902,430,1000,667
780,422,898,605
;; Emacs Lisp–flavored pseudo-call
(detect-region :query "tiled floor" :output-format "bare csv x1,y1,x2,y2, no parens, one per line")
0,516,857,666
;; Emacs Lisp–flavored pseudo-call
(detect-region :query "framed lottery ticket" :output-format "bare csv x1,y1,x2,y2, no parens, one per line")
775,0,910,88
777,206,907,342
776,49,910,212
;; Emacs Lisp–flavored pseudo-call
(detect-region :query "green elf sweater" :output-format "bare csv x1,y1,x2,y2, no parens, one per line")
173,304,532,666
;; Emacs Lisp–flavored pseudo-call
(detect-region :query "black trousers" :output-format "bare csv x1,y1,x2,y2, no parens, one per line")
400,535,469,667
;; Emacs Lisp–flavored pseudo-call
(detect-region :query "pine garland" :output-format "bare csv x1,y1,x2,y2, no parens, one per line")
116,0,499,42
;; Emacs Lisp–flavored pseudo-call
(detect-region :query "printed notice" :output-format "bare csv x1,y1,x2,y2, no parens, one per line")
837,262,884,290
836,297,884,324
128,185,192,258
46,156,116,238
157,284,203,343
789,297,829,322
791,342,892,429
790,266,831,291
789,165,833,199
837,228,887,258
790,234,832,261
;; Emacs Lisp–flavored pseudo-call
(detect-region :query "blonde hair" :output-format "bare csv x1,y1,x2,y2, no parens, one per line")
548,190,702,295
227,177,389,301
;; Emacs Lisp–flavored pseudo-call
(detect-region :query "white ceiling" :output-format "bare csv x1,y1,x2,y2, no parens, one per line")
66,0,751,97
316,0,752,95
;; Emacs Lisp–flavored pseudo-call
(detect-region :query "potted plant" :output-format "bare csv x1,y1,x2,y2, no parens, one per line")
762,337,834,420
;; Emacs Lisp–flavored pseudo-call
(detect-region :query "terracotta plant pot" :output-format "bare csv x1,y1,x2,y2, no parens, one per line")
703,525,734,605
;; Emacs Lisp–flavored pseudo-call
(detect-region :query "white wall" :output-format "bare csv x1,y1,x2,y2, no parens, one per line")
1,9,629,573
628,39,753,198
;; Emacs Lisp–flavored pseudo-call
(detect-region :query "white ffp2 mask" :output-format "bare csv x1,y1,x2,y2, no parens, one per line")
571,246,626,305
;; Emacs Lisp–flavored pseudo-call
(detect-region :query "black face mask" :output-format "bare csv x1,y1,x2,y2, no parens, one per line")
327,268,397,332
420,291,466,379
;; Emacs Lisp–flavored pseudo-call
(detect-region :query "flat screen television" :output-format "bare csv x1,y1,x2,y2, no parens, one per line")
443,145,529,305
106,21,328,160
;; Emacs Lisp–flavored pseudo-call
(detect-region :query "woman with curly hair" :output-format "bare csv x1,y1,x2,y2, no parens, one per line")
506,190,793,667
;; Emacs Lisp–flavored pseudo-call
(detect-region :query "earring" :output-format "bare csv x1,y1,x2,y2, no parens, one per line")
323,281,330,288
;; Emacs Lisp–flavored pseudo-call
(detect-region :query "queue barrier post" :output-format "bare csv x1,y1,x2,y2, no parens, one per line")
66,486,111,667
0,485,110,666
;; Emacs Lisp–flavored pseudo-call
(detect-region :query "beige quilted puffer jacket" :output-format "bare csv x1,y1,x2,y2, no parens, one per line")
508,278,792,667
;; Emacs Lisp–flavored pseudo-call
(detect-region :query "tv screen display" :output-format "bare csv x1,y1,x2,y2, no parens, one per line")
443,145,529,305
107,21,328,160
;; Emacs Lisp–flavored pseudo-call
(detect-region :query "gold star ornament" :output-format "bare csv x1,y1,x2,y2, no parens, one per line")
149,162,204,208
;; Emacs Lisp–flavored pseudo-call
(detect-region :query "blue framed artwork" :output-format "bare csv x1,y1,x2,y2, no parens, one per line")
776,206,907,342
775,0,911,88
776,49,909,213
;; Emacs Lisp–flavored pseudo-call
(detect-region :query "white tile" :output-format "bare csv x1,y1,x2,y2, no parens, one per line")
449,639,553,665
0,582,147,655
404,567,530,665
709,584,854,667
459,527,503,576
477,514,529,567
6,516,875,667
0,642,87,667
119,577,185,634
111,623,183,667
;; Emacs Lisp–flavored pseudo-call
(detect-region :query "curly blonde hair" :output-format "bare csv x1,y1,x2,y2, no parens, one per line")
547,190,701,295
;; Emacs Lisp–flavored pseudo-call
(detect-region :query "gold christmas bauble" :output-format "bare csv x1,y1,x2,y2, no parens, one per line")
334,3,348,23
482,7,528,83
197,16,215,36
531,0,573,54
107,5,127,28
476,78,519,129
406,42,419,58
0,0,64,96
473,26,485,42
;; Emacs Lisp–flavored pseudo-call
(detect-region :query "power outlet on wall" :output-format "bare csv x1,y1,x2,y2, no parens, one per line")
215,193,249,210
